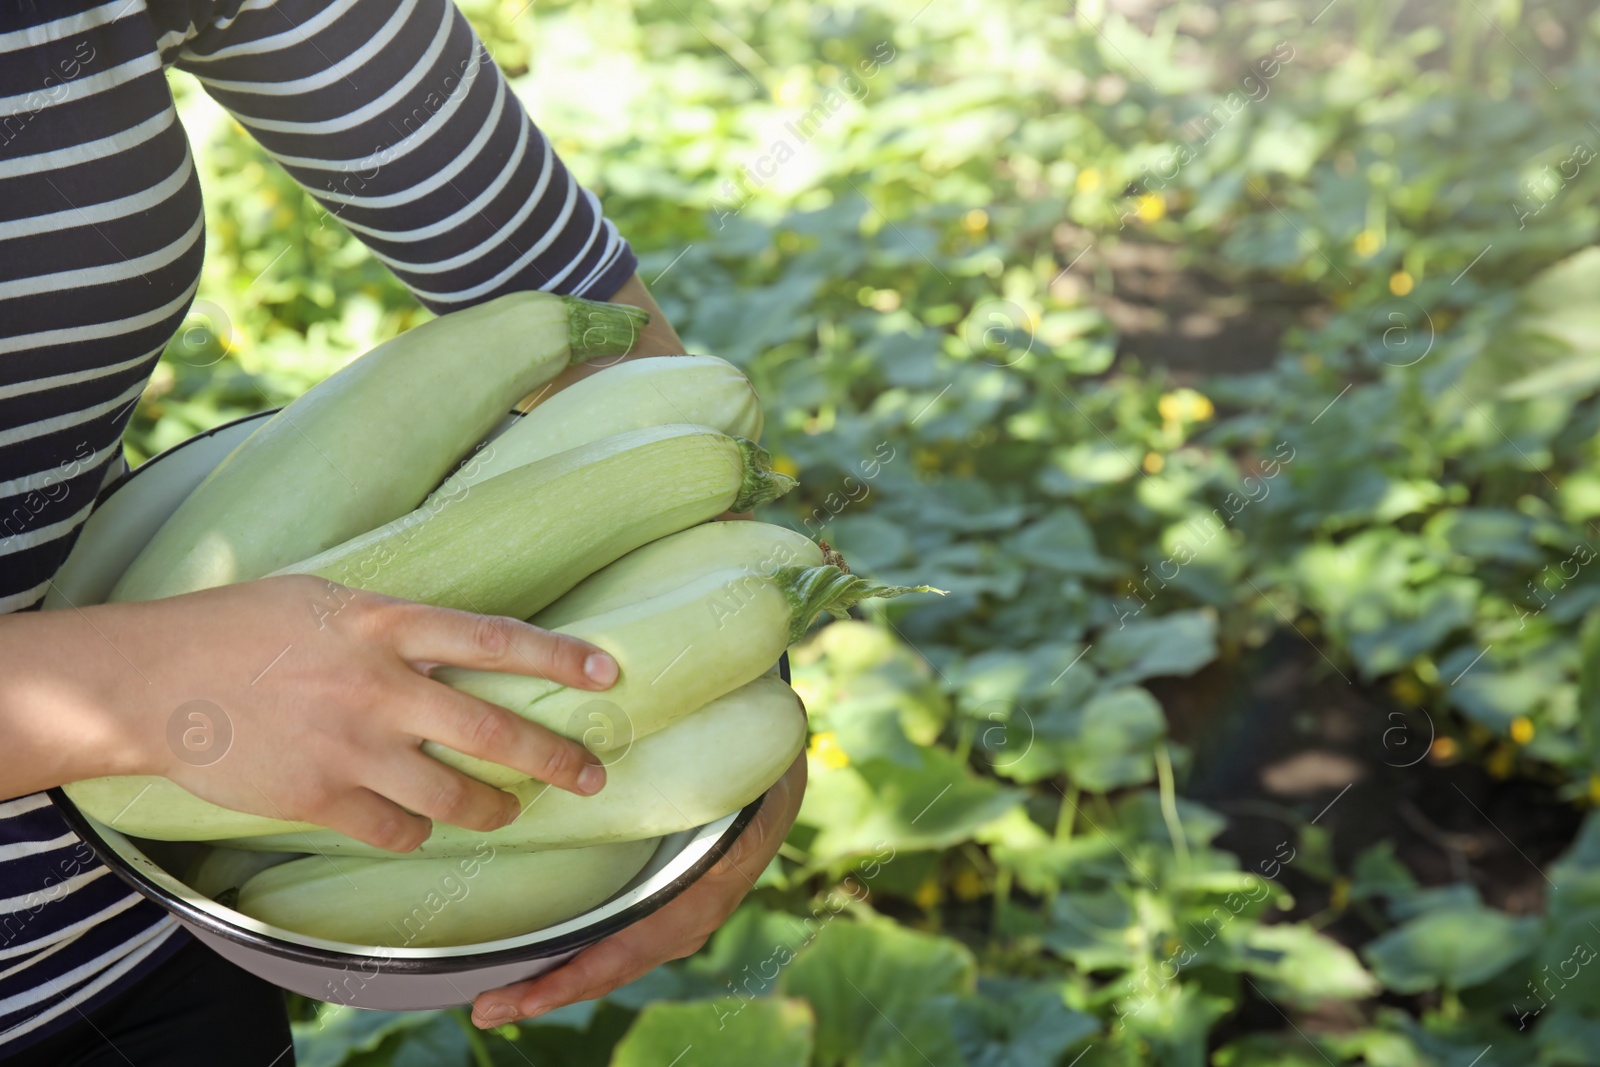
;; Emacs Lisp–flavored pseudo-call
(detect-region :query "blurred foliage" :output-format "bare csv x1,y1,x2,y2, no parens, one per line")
136,0,1600,1062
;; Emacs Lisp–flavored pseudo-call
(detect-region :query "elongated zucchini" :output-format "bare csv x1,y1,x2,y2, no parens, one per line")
533,520,821,630
272,423,796,619
186,847,303,903
61,776,312,840
426,560,835,786
236,838,656,948
107,292,647,603
229,676,806,857
430,355,762,502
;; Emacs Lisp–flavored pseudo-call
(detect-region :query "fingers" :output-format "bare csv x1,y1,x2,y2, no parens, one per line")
471,924,669,1028
315,786,433,853
410,682,605,796
375,601,618,690
364,751,522,836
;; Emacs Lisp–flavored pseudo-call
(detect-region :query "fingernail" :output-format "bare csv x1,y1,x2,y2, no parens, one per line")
584,652,618,686
520,1000,551,1020
577,762,606,795
475,1003,516,1028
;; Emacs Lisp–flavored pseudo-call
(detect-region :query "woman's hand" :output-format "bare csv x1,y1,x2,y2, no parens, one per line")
520,273,687,411
11,576,618,852
470,751,807,1028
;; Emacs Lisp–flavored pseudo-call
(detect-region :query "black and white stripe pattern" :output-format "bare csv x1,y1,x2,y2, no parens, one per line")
0,0,635,1050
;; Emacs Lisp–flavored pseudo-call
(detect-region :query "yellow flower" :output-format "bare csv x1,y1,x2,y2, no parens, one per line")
1135,194,1166,222
807,731,849,769
1075,167,1101,193
1389,271,1414,296
771,454,800,478
1157,389,1214,424
1142,452,1165,474
1389,674,1426,706
1430,736,1457,762
1588,774,1600,805
952,867,986,901
1353,229,1381,257
912,878,942,910
962,208,989,233
1510,716,1535,744
1486,742,1516,779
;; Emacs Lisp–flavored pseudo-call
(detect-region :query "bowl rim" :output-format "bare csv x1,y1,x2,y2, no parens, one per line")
49,786,763,972
51,405,779,972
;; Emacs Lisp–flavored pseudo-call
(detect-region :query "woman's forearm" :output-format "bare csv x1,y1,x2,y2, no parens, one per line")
0,606,154,798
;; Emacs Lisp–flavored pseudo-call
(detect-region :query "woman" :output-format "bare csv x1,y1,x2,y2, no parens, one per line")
0,0,805,1061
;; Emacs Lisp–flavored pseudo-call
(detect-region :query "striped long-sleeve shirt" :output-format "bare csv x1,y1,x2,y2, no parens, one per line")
0,0,636,1051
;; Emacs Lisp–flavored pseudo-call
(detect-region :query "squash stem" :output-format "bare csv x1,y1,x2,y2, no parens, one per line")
733,438,799,511
561,297,652,358
773,564,944,643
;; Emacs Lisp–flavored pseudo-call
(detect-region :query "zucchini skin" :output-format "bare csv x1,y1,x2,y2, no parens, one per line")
60,776,313,840
274,423,795,620
185,846,302,901
430,354,763,500
429,565,807,785
235,837,656,948
227,675,806,857
533,520,821,630
107,292,645,604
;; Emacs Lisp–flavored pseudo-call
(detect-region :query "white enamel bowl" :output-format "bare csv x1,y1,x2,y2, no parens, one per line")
45,410,766,1011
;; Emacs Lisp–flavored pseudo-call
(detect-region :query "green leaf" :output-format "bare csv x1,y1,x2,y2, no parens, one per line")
1231,924,1378,1008
1006,507,1112,575
1424,508,1545,567
1580,607,1600,770
1093,611,1219,685
685,903,813,994
609,997,814,1067
779,917,975,1067
348,1013,471,1067
1363,905,1537,993
1349,840,1420,908
294,1008,445,1067
940,979,1094,1067
1534,1007,1600,1066
1061,686,1168,792
798,744,1024,859
1044,890,1140,971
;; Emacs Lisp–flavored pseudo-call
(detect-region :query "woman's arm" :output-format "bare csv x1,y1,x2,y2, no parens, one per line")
0,579,620,850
